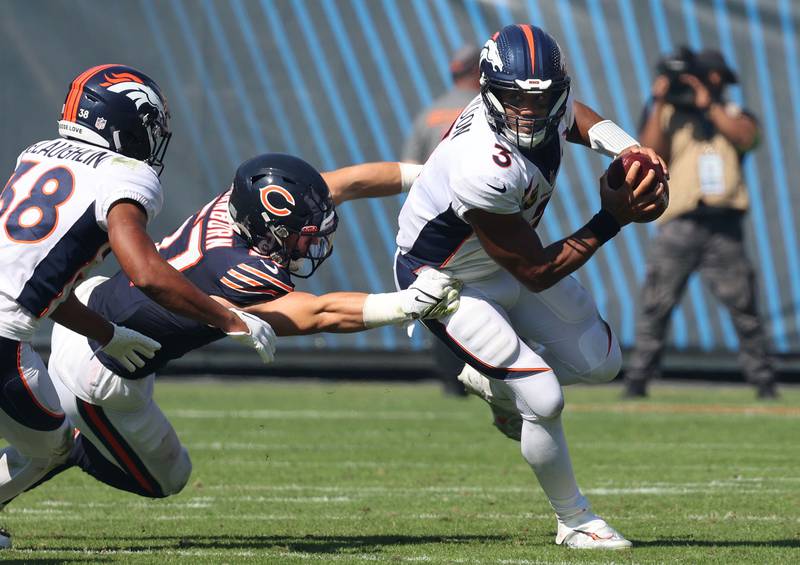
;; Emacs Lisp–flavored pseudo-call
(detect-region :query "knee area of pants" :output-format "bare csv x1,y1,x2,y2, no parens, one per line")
162,449,192,496
517,386,564,421
537,392,565,420
588,343,623,383
576,322,622,383
13,422,73,461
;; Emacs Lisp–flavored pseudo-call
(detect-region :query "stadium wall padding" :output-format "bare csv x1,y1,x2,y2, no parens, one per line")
1,0,799,357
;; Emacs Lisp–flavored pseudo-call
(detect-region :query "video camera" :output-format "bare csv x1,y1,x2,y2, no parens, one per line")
656,47,702,108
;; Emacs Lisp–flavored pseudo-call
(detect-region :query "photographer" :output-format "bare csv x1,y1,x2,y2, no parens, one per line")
625,48,778,399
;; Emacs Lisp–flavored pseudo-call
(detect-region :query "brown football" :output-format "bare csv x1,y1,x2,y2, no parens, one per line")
606,152,669,223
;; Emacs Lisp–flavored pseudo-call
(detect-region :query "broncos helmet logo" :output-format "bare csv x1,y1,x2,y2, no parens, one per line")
480,38,504,73
100,72,165,115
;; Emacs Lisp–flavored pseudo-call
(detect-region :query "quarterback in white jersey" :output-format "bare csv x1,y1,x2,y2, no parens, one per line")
395,25,668,549
0,65,277,548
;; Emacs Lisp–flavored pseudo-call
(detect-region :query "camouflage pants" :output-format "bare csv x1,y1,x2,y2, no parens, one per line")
627,212,774,385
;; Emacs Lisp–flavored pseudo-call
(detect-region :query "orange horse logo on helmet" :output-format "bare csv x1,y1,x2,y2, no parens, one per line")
100,72,165,115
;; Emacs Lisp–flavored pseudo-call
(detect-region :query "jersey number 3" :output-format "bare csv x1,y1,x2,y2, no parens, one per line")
0,160,74,243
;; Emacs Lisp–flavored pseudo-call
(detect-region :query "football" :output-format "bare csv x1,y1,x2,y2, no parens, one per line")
606,152,669,222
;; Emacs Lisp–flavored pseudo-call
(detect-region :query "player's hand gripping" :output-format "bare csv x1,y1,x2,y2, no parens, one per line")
618,144,669,179
404,268,462,320
599,162,667,226
226,308,278,363
95,324,162,373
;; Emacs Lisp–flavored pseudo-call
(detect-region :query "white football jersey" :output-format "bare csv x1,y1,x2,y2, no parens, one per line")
396,95,574,282
0,138,163,341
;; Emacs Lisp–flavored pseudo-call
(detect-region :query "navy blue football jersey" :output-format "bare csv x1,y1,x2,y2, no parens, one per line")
87,189,293,378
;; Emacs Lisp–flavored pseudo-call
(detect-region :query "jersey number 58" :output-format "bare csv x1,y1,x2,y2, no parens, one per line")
0,161,75,243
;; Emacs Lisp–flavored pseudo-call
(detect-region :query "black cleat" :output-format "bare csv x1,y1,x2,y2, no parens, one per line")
756,382,779,400
622,379,648,399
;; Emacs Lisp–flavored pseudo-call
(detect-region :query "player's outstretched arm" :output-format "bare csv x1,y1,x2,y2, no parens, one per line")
468,163,665,293
242,291,372,335
106,201,277,363
323,162,422,205
233,269,461,336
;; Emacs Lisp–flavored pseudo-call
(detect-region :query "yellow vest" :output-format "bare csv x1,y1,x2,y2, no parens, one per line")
658,103,750,224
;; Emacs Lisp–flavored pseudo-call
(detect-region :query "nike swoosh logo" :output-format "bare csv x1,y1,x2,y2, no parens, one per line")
487,182,508,193
259,260,280,275
573,529,614,541
414,288,441,306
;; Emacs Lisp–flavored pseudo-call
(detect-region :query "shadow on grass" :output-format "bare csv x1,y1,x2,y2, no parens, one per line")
0,550,111,565
35,533,511,554
633,538,800,548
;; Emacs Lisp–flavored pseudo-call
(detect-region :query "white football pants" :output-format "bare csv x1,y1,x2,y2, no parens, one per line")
397,261,621,520
0,339,72,506
47,318,192,499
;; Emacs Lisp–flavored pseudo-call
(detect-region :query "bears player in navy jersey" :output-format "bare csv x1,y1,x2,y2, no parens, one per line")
0,153,459,545
0,65,278,547
395,25,668,549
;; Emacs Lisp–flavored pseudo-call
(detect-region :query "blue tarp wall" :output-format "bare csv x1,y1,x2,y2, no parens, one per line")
2,0,799,363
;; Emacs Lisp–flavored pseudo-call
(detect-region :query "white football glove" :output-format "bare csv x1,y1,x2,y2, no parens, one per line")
226,309,277,364
94,323,161,373
403,268,462,320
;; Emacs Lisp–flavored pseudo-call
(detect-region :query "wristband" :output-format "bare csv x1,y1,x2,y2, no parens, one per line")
587,119,639,157
362,292,407,328
398,162,424,193
585,209,621,244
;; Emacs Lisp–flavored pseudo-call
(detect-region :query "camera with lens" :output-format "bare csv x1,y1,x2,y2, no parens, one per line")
656,47,701,108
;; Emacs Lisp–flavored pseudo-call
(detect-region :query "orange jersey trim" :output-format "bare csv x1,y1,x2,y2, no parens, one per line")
237,263,293,293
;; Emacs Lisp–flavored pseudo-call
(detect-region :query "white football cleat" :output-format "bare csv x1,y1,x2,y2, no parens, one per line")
457,365,522,440
556,514,632,550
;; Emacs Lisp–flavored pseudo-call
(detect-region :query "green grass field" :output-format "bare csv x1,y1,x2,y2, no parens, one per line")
1,380,798,564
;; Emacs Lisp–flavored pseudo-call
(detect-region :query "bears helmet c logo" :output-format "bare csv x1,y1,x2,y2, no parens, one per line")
259,185,295,217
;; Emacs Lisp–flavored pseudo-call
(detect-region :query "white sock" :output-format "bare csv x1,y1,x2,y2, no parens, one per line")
520,416,590,522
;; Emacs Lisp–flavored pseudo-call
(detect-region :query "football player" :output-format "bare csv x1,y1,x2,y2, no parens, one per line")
0,153,458,546
0,65,281,546
394,25,668,549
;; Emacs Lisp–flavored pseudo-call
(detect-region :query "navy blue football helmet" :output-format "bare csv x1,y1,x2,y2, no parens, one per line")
228,153,338,278
58,64,171,174
480,24,571,150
